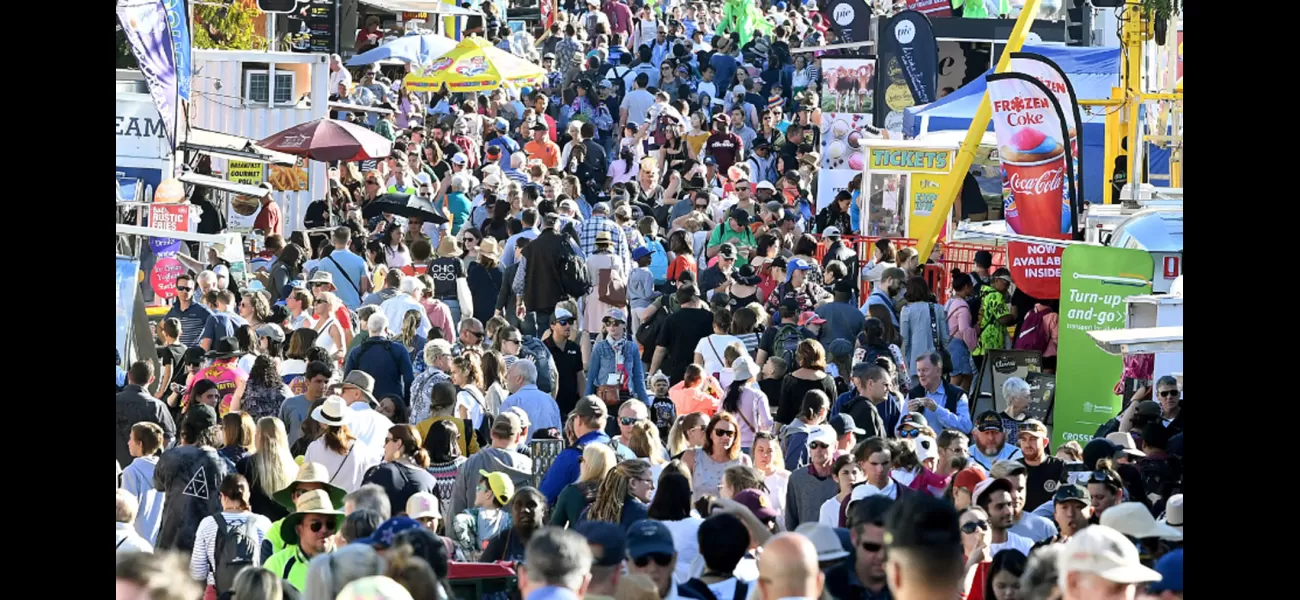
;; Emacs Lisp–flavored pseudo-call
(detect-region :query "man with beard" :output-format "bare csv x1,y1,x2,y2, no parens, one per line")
1017,419,1069,512
974,478,1035,557
989,460,1059,543
482,486,548,563
825,495,894,600
968,411,1023,471
861,267,906,327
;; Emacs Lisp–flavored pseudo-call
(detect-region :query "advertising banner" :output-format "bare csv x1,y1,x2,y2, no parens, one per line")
859,142,954,240
906,0,953,18
1009,52,1084,227
117,258,142,365
1052,246,1153,448
820,58,877,115
148,203,190,299
227,161,265,232
117,0,182,149
824,0,875,46
986,72,1077,300
882,10,940,107
287,0,339,54
821,112,885,228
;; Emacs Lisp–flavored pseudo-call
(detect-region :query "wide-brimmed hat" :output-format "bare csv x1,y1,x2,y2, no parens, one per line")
594,231,614,246
1100,502,1183,542
204,336,245,360
1157,494,1182,534
272,461,348,511
311,395,353,427
1105,432,1146,458
793,522,850,562
307,270,335,286
341,371,379,407
735,264,762,286
437,235,462,258
478,237,502,261
281,488,346,545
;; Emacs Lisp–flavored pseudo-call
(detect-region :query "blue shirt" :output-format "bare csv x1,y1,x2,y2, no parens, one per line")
165,298,213,348
500,384,562,434
967,442,1023,472
446,192,472,235
501,229,539,268
917,385,974,434
487,136,521,169
201,311,249,346
538,430,611,505
710,52,739,89
861,290,899,326
316,249,369,309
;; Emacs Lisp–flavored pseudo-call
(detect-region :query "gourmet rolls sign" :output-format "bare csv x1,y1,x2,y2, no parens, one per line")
986,72,1078,300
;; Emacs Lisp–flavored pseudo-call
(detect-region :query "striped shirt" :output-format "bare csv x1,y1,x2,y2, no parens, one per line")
578,216,630,271
190,511,273,585
165,299,213,348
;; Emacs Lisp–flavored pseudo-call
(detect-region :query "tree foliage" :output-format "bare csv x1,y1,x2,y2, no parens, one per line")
194,0,267,50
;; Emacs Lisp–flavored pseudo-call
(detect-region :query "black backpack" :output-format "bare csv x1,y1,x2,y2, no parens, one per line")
679,577,750,600
213,515,259,594
771,323,804,369
558,252,593,300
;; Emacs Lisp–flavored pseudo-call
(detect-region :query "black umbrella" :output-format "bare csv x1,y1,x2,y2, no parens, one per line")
361,193,449,224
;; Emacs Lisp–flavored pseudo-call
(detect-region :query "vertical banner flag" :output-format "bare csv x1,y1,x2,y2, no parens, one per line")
824,0,875,46
117,257,142,365
161,0,191,103
117,0,183,150
884,10,940,107
1053,246,1153,448
1009,52,1084,232
986,72,1078,300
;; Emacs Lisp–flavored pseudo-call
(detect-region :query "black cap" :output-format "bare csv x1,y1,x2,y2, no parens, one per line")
830,414,866,436
717,243,737,259
575,521,627,567
184,404,219,430
532,122,550,132
975,411,1003,432
1054,483,1090,507
729,206,752,226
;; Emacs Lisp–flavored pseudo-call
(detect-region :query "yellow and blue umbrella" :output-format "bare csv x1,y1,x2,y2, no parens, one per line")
404,37,545,93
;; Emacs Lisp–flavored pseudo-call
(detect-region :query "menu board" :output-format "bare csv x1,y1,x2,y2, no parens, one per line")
287,0,338,54
1024,371,1056,425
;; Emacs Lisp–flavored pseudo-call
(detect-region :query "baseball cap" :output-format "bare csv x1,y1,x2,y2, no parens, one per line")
717,243,738,259
450,153,468,165
491,412,523,438
494,117,510,132
805,425,836,448
1145,548,1183,594
553,307,575,321
975,411,1003,432
1134,401,1162,420
829,414,865,437
184,404,219,430
1017,419,1048,439
972,477,1014,506
822,226,842,237
576,521,627,567
357,516,423,549
531,121,550,132
989,459,1027,480
626,519,675,559
798,311,826,327
993,269,1014,283
1054,483,1090,507
732,489,780,521
255,323,285,343
479,470,516,506
1058,525,1163,584
898,412,928,431
952,466,987,494
592,202,612,215
406,492,442,519
756,180,776,192
486,145,502,157
506,406,532,430
631,246,653,261
574,395,609,421
1099,502,1183,542
729,206,751,226
913,435,937,464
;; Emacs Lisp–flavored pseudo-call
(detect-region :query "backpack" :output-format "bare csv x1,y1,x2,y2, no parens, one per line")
771,323,804,369
519,335,556,394
213,516,258,594
646,239,670,284
558,253,593,299
1014,306,1050,353
636,293,677,349
679,577,751,600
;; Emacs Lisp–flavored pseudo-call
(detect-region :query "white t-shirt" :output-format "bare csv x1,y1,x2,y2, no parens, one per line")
695,334,744,381
764,471,790,529
456,386,487,431
305,438,381,493
818,495,845,527
991,531,1036,558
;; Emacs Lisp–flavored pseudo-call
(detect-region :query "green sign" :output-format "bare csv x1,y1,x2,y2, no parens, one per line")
1052,245,1153,448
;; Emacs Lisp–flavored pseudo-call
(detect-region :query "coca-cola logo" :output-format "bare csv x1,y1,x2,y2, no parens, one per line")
1008,168,1064,195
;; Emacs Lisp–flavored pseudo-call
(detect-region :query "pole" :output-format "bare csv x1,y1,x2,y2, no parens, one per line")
1124,1,1145,203
914,0,1043,263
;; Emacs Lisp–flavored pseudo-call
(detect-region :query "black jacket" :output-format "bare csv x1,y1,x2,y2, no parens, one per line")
115,385,177,468
822,239,860,280
837,395,888,440
521,229,574,313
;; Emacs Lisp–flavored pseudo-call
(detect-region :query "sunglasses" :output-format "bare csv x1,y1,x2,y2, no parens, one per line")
366,180,379,185
1090,471,1118,485
1158,390,1179,398
808,441,829,450
504,338,522,344
307,519,338,533
713,429,736,438
860,542,884,553
633,553,674,567
899,428,922,438
620,416,639,426
960,520,990,534
175,286,192,292
556,318,575,326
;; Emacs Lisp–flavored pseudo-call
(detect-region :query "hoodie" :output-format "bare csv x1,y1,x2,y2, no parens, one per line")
153,445,229,552
779,419,819,472
448,446,533,521
121,455,165,545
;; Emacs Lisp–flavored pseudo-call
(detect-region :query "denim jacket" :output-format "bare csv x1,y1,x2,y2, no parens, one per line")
585,337,649,403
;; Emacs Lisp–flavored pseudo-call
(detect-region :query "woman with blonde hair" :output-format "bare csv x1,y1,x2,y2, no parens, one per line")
682,412,751,501
305,396,381,493
551,443,617,528
625,420,668,499
777,339,838,425
363,424,437,513
666,412,709,459
752,431,790,528
581,460,653,530
235,417,298,521
397,309,427,371
312,291,348,364
218,411,256,464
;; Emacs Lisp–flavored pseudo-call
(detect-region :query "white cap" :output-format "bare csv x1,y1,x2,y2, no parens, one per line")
756,180,776,191
805,425,836,449
406,492,441,519
554,307,574,321
849,481,883,503
793,522,850,561
1059,525,1163,584
822,225,841,237
1099,502,1183,542
913,435,937,465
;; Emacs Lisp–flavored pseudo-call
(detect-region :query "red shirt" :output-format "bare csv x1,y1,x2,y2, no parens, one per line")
706,132,744,174
253,199,282,237
605,2,632,36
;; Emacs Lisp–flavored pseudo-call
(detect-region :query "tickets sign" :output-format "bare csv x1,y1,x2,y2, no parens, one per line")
859,141,954,242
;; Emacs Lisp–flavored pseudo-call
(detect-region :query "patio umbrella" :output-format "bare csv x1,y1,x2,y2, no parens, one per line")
361,193,449,224
346,32,459,66
257,118,393,163
404,37,546,93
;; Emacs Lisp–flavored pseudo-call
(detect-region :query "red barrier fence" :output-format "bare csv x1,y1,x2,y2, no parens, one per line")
813,235,1007,304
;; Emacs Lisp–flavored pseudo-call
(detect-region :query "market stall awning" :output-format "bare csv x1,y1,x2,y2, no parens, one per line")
177,172,270,197
179,128,297,165
360,0,483,17
329,101,394,114
1087,326,1183,356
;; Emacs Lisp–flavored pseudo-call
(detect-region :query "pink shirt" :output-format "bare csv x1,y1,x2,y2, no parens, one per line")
420,298,457,339
908,467,951,497
189,358,248,416
670,381,721,417
946,298,977,350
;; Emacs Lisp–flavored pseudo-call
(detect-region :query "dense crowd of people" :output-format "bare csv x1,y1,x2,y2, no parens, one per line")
116,2,1184,600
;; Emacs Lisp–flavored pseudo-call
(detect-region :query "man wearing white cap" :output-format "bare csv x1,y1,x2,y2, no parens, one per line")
1058,525,1163,600
783,425,839,529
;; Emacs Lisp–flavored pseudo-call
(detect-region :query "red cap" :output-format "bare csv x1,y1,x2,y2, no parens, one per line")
953,466,988,494
798,311,826,327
